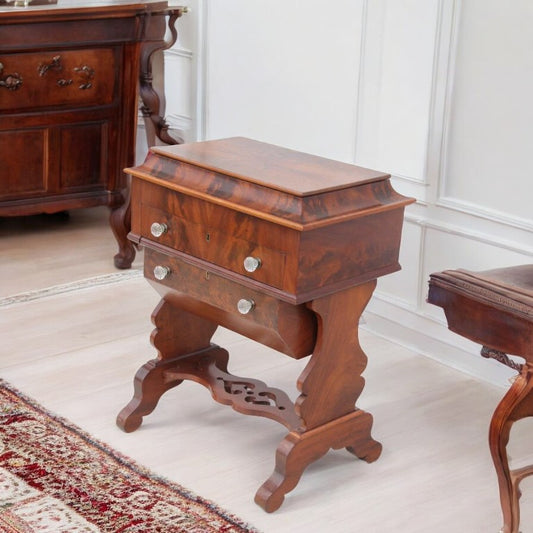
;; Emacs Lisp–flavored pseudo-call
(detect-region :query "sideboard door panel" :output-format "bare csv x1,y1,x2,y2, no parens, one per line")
59,122,107,192
0,129,47,199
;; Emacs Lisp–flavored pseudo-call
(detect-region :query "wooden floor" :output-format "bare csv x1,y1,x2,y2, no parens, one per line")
2,207,532,533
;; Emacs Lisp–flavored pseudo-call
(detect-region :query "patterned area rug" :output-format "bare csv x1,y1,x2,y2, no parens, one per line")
0,380,259,533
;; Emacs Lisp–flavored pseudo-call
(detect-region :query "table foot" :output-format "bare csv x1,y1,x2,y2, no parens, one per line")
110,199,136,269
255,410,381,512
116,357,184,432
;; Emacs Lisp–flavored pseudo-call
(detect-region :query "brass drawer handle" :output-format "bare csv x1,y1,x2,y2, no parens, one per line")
38,55,62,77
153,265,170,280
0,63,22,91
150,222,168,238
237,299,255,315
74,65,94,90
243,256,262,273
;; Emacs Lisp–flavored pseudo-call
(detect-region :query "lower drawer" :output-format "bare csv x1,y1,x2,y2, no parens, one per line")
144,248,316,359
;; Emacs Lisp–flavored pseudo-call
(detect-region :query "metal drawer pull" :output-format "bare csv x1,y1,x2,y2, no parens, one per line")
0,63,22,90
237,298,255,315
153,265,170,280
74,65,94,90
243,256,262,273
38,55,62,77
150,222,168,238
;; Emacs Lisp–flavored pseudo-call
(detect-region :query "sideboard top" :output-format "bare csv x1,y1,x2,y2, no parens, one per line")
151,137,390,197
0,0,171,17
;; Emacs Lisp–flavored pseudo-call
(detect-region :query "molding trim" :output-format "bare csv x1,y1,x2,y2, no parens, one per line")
198,0,209,140
165,46,193,60
391,172,429,185
165,112,193,131
425,0,460,203
436,195,533,233
403,210,533,257
352,0,369,164
354,0,458,196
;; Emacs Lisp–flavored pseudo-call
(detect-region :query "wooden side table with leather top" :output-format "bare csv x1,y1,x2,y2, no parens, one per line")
117,137,415,511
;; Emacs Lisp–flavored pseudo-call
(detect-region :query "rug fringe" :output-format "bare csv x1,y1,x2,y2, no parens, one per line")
0,270,143,308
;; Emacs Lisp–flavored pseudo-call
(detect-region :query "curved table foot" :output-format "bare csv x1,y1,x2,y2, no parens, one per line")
110,198,136,269
490,364,533,533
116,358,184,432
255,410,381,513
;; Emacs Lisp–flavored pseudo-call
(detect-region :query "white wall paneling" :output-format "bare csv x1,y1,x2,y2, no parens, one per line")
439,0,533,225
355,0,442,202
203,0,366,162
136,0,202,163
158,1,532,388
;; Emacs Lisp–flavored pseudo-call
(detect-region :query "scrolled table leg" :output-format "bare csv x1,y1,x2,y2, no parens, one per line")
490,363,533,533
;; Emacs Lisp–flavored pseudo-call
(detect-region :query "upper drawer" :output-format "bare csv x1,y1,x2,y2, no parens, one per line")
0,48,117,111
140,204,287,290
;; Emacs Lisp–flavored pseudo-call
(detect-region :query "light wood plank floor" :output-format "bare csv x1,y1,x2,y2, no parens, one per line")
2,207,532,532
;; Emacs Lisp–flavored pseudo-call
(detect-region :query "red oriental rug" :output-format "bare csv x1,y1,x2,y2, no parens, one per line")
0,380,259,533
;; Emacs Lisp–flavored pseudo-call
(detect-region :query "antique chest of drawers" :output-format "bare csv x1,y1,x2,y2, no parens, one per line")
0,1,184,268
118,137,414,511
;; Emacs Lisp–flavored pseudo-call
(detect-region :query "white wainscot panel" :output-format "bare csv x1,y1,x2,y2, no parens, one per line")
442,0,533,223
205,0,364,163
164,49,194,138
374,217,421,308
355,0,440,183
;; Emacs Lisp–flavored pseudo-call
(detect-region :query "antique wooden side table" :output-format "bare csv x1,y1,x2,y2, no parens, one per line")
0,0,186,268
117,137,415,511
428,265,533,533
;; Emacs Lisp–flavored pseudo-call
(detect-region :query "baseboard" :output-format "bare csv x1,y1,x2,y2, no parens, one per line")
362,294,517,390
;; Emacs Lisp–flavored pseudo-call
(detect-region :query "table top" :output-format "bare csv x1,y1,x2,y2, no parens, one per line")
152,137,390,198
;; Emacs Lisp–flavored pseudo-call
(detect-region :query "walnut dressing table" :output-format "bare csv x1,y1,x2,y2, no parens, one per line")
117,137,415,511
0,0,185,268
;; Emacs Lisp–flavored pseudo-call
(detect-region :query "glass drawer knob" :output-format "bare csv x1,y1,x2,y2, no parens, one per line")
243,256,261,272
150,222,168,238
153,265,170,280
237,298,255,315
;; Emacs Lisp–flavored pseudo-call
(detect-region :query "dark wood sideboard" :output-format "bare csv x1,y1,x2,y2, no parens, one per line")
0,0,185,268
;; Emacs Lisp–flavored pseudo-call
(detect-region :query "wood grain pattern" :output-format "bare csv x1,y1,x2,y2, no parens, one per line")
152,137,389,196
130,173,410,302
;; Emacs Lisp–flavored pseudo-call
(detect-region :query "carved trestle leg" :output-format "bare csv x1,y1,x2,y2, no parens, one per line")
255,281,383,512
489,361,533,533
117,298,219,432
117,297,302,432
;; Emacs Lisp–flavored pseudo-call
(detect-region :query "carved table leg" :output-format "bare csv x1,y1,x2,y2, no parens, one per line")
110,189,136,269
139,9,184,147
255,281,383,512
490,363,533,533
117,298,219,432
